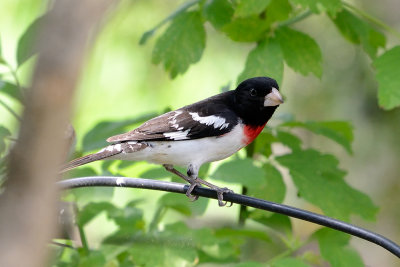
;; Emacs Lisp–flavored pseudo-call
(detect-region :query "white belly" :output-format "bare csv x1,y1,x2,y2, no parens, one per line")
113,124,246,167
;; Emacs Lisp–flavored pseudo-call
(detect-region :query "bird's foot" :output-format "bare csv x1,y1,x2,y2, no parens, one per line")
185,181,200,201
193,177,234,207
163,164,234,206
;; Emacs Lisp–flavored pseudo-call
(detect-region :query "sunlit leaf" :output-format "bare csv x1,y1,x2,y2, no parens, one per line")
211,158,265,189
107,200,144,232
373,45,400,110
276,130,302,151
276,149,378,221
77,202,115,226
202,0,234,29
0,80,24,104
128,224,198,267
259,163,286,202
315,228,364,267
152,11,205,78
17,14,46,66
234,262,263,267
272,257,311,267
216,228,271,243
330,9,386,59
221,15,269,42
276,27,322,78
249,212,292,233
291,0,342,15
238,38,284,85
0,126,11,154
254,131,277,158
265,0,292,25
158,192,209,216
281,121,353,154
234,0,271,17
78,250,106,267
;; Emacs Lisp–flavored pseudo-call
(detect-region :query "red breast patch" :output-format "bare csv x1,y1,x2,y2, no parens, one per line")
242,123,267,145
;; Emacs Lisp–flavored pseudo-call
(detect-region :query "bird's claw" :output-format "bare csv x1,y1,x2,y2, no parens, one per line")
185,181,201,201
215,187,234,207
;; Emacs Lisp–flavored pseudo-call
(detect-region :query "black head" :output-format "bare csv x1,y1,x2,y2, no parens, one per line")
233,77,283,126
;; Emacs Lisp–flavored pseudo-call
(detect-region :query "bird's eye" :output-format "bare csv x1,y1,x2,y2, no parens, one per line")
249,88,257,96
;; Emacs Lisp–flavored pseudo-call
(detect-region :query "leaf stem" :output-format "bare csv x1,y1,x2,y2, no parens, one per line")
343,2,400,40
77,222,89,254
0,98,21,121
139,0,200,45
3,60,25,100
149,206,166,232
277,10,313,28
266,239,308,264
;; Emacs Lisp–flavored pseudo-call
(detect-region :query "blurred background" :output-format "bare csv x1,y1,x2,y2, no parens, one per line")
1,0,399,266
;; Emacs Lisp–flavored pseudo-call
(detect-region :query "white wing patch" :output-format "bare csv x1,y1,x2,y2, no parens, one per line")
189,112,229,130
168,111,183,130
163,129,190,140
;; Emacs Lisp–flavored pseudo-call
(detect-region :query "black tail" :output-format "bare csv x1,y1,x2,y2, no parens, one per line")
61,148,121,173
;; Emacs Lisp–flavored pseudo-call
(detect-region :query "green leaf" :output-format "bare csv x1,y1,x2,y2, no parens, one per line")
107,201,144,232
202,0,234,29
78,251,106,267
238,38,284,85
276,130,302,151
0,80,24,103
216,227,271,243
77,202,115,226
265,0,293,25
276,149,378,221
373,45,400,110
249,212,292,233
315,228,364,267
281,121,353,154
254,131,277,157
211,158,265,189
291,0,342,15
272,257,312,267
0,126,11,154
235,262,263,267
152,11,205,78
330,9,386,59
257,163,286,202
276,27,322,78
158,192,209,216
221,15,269,42
17,15,46,66
128,241,197,267
234,0,271,17
82,113,157,152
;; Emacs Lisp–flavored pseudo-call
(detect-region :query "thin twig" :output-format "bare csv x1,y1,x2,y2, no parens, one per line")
343,2,400,40
50,241,75,249
139,0,200,44
58,176,400,259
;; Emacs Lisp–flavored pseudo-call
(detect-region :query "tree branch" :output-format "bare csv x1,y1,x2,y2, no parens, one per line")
59,176,400,259
0,1,116,267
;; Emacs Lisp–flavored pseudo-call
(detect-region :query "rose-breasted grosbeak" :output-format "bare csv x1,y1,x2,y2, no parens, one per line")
62,77,284,206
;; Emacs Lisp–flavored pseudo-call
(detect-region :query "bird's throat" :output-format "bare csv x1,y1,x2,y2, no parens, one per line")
243,123,267,145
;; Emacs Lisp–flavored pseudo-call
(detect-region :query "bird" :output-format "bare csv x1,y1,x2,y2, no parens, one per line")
62,77,284,206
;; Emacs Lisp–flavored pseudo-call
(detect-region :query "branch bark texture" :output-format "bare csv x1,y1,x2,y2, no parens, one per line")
0,1,115,266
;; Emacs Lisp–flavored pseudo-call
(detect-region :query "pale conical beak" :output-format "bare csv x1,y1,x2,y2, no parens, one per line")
264,87,284,107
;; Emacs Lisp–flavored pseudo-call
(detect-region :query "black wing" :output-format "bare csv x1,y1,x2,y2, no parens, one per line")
107,91,238,142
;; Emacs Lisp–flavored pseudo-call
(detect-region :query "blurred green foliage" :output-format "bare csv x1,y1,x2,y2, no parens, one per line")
1,0,400,266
